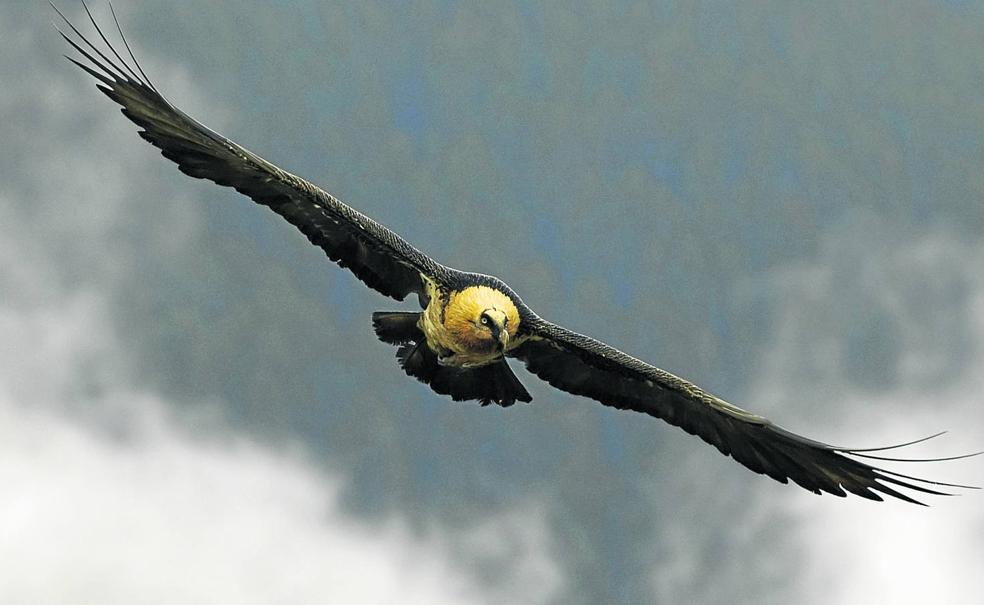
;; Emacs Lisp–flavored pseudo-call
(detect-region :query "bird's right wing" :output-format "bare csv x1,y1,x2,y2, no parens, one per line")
512,316,979,504
56,2,450,303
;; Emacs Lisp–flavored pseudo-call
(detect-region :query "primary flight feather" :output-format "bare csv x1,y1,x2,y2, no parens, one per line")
55,2,979,504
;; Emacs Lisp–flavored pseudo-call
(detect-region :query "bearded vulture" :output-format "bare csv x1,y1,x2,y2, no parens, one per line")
54,1,979,504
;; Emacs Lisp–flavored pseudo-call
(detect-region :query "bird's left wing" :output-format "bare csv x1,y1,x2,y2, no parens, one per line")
55,2,450,302
512,316,977,504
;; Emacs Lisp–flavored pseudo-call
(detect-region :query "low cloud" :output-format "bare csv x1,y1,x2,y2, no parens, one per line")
749,216,984,603
0,382,478,604
0,234,560,605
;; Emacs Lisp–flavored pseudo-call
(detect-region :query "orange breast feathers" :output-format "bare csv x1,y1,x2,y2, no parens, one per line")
442,286,521,352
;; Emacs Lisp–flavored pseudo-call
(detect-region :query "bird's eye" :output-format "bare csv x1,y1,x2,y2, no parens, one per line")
480,316,489,325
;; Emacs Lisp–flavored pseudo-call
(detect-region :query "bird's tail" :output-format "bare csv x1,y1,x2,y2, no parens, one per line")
372,311,422,344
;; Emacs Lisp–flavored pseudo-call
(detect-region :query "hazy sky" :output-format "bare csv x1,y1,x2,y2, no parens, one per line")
4,1,984,603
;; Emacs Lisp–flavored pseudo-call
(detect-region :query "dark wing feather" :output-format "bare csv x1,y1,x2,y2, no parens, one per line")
512,317,979,504
55,2,450,302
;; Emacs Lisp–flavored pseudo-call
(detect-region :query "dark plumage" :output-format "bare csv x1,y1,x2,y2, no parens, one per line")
56,2,979,504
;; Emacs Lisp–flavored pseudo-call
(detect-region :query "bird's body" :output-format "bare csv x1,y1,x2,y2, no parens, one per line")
56,2,978,504
369,273,535,406
420,279,523,368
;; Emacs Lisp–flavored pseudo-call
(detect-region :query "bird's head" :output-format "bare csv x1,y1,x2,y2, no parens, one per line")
444,285,519,353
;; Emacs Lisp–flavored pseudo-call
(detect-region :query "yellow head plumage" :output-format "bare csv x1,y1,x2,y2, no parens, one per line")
443,286,520,352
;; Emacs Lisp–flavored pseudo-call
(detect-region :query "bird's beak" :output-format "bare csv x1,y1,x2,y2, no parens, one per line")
497,329,510,351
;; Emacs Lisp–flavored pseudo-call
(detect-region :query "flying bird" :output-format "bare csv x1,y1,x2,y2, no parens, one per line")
55,2,979,504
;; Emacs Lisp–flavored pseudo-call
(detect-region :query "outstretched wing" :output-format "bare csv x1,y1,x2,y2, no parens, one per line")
512,317,978,504
55,2,451,303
